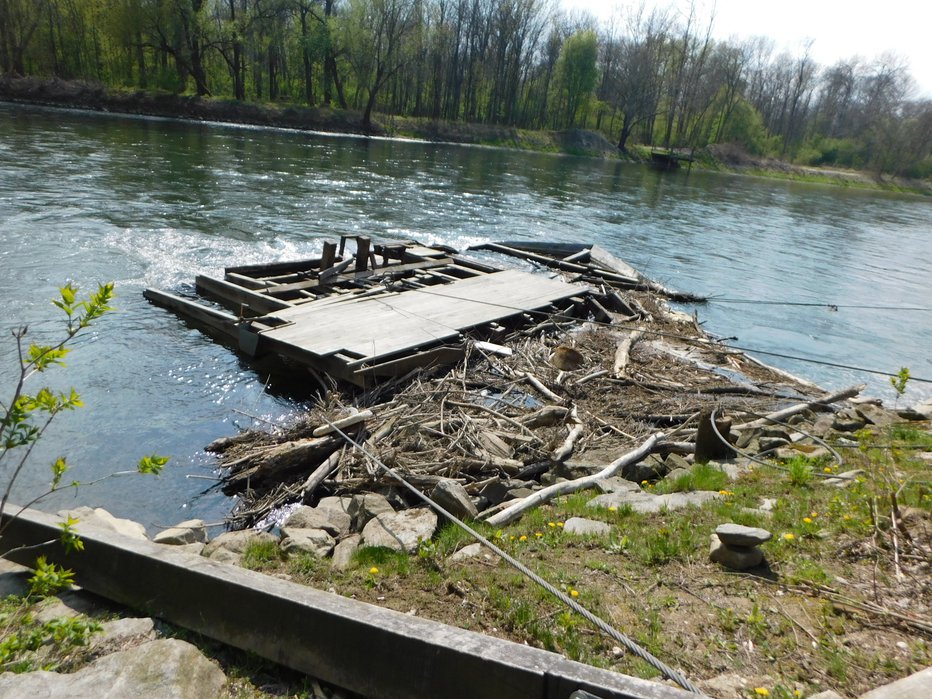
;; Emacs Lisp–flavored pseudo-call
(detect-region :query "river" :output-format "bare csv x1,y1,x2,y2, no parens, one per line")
1,103,929,531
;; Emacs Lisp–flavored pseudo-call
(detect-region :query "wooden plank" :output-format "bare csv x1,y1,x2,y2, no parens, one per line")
195,275,292,315
259,257,454,296
225,257,325,277
319,241,337,272
355,236,371,273
587,245,642,281
352,346,466,380
143,289,239,341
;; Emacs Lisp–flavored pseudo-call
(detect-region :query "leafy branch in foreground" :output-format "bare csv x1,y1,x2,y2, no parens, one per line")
0,283,167,547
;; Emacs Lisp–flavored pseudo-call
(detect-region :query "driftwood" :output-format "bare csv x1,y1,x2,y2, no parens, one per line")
485,432,666,527
522,372,562,403
222,436,338,493
613,329,644,377
551,406,584,462
733,384,865,431
300,449,343,500
312,409,374,437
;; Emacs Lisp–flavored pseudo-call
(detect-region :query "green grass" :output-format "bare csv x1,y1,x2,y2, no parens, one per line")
241,539,285,571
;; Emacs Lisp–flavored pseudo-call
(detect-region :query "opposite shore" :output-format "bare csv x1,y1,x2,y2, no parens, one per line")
2,75,929,197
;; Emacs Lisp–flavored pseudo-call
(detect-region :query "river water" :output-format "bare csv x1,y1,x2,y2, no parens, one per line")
1,103,929,531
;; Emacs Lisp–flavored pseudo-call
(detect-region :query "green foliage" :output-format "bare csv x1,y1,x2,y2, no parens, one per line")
658,463,729,493
27,557,76,599
785,456,814,487
890,367,910,401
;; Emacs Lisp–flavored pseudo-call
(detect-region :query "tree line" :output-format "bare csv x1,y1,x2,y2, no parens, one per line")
1,0,930,178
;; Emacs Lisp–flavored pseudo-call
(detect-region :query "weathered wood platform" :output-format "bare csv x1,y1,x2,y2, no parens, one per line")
145,238,616,387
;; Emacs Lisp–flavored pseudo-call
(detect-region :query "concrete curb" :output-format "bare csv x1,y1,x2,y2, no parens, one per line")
1,506,693,699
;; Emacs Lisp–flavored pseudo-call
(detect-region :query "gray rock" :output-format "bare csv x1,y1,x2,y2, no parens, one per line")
623,453,668,483
588,490,722,514
759,436,790,452
506,487,536,500
856,403,902,427
907,398,932,420
431,479,479,520
201,530,278,565
832,408,866,432
563,517,612,536
663,468,691,484
822,469,864,487
759,425,792,441
663,453,692,472
361,508,438,553
807,692,843,699
715,523,772,547
735,427,760,450
280,527,335,557
92,617,158,650
0,558,30,597
283,505,352,538
810,414,836,437
57,507,148,541
709,535,764,570
861,666,932,699
315,495,353,514
775,445,831,461
759,498,777,512
331,534,361,570
348,493,394,531
595,476,641,494
448,543,483,562
0,638,226,698
153,519,208,545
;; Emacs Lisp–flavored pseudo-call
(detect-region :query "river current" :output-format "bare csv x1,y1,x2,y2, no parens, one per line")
1,104,929,530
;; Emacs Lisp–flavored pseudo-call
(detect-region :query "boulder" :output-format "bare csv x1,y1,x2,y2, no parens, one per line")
283,505,351,538
563,517,612,536
907,397,932,420
709,535,763,570
57,507,147,541
855,403,902,427
280,527,335,558
91,617,158,651
832,408,866,432
315,496,353,514
201,530,278,565
594,476,640,494
622,453,668,483
663,453,692,472
361,508,438,553
0,638,226,698
431,479,479,520
331,534,362,570
588,490,721,514
348,493,394,531
153,519,208,545
715,523,772,547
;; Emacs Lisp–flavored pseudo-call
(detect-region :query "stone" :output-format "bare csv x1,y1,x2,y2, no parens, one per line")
594,476,641,494
861,668,932,699
92,617,158,650
832,408,866,432
622,453,668,484
759,436,790,452
361,508,438,553
856,403,902,427
822,469,864,487
331,534,362,570
709,535,763,570
448,543,483,562
759,425,792,441
348,493,394,531
588,490,722,514
758,498,777,512
283,505,352,538
0,638,226,698
663,452,692,472
153,519,208,545
808,692,843,699
506,487,536,500
735,427,760,450
57,507,148,540
663,468,690,484
315,496,353,514
431,479,479,519
906,397,932,420
280,527,335,558
775,444,831,461
715,523,772,547
698,672,749,697
562,517,612,536
201,530,278,565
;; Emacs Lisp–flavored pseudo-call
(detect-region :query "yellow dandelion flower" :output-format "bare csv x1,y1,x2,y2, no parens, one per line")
824,467,833,473
510,535,516,541
519,535,527,542
803,517,813,524
548,522,557,528
793,691,802,698
608,506,617,512
641,480,649,485
754,689,770,697
570,589,580,598
783,532,795,541
535,532,543,538
369,567,379,575
811,511,818,517
557,522,564,528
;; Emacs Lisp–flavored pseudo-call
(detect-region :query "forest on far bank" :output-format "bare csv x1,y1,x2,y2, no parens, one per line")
2,0,930,179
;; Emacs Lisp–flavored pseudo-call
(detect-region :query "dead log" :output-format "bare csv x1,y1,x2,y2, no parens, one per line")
551,406,584,462
222,436,338,493
520,405,569,428
312,409,374,437
522,373,563,403
484,432,666,526
612,329,644,377
733,384,865,431
301,449,343,501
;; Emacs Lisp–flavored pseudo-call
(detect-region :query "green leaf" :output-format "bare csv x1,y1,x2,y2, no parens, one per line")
137,454,169,475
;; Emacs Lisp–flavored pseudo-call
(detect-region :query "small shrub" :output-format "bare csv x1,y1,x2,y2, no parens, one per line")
786,456,814,487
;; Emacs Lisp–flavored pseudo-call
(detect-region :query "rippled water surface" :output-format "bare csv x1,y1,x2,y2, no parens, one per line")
1,104,929,529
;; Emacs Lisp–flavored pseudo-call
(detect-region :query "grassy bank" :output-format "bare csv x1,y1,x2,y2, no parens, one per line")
4,75,927,195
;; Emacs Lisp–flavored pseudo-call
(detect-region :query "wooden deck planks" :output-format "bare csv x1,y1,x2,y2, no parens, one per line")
259,269,580,363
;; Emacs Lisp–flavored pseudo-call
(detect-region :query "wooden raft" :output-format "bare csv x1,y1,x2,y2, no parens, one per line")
144,238,599,387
